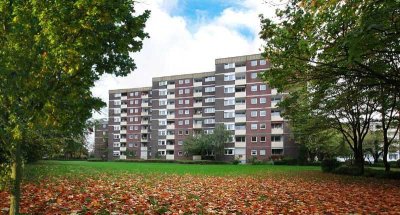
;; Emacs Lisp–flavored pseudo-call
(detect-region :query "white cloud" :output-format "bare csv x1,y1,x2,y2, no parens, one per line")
91,0,279,119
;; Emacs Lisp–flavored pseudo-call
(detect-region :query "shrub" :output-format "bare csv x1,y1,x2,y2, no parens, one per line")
397,159,400,168
249,156,262,165
274,157,298,165
321,159,341,172
232,159,240,165
333,166,363,176
87,158,104,162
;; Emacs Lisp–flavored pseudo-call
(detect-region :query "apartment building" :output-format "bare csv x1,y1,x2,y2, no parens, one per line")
93,118,109,159
97,54,298,162
107,87,152,160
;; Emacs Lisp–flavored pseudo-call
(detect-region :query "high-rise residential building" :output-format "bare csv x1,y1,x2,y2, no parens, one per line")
95,54,298,163
93,118,109,160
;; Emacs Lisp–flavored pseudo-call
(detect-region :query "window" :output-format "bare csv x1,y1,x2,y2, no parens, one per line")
178,151,183,156
185,79,190,84
134,117,138,122
260,85,267,91
205,97,215,103
178,89,183,95
224,86,235,94
128,126,133,131
113,151,120,156
260,97,266,104
251,85,258,92
185,99,190,104
129,92,134,97
135,100,139,104
251,111,257,117
130,100,133,105
184,109,189,115
224,73,235,81
224,111,235,118
135,92,139,96
159,89,167,96
113,134,120,139
178,120,183,125
178,140,183,145
185,130,189,135
236,136,245,142
251,73,257,79
114,109,121,114
260,60,267,65
159,120,167,126
114,125,120,131
159,110,167,115
260,111,266,117
271,135,282,142
178,80,183,84
129,109,134,114
158,99,167,106
272,149,283,155
158,140,166,145
260,150,266,155
205,87,215,92
251,98,258,104
114,117,120,122
251,123,258,130
158,130,166,136
224,148,234,155
178,130,183,135
271,110,281,117
251,60,258,66
272,123,282,128
158,150,166,156
260,136,266,142
114,93,121,98
128,143,134,148
114,100,121,106
204,129,214,134
178,110,183,114
185,119,190,125
224,98,235,106
205,76,215,82
251,136,257,142
178,99,183,105
204,108,215,113
225,123,235,130
251,150,257,155
134,126,138,130
260,123,266,129
204,118,215,124
159,81,167,86
224,63,235,69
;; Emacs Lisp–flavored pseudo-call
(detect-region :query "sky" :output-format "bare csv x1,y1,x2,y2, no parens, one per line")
91,0,281,119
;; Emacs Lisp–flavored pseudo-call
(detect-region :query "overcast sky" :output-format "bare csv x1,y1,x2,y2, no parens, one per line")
91,0,281,119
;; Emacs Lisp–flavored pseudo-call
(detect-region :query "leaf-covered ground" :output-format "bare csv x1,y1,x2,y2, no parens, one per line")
1,171,400,214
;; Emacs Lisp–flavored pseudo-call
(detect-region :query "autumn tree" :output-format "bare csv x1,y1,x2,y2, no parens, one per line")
0,1,149,214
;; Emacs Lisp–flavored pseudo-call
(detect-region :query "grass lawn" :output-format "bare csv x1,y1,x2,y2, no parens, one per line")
1,160,399,214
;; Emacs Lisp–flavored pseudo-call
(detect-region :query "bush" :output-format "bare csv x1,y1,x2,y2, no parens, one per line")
370,161,400,168
274,157,298,165
321,159,341,172
248,156,263,165
87,158,104,162
397,159,400,168
333,166,363,176
364,168,400,179
113,159,230,165
232,159,240,165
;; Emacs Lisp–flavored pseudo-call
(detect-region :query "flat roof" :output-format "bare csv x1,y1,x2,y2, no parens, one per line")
109,87,152,94
215,53,263,64
153,71,215,82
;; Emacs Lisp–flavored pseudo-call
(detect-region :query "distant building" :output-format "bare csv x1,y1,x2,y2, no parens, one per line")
93,118,109,160
368,121,400,162
96,54,298,163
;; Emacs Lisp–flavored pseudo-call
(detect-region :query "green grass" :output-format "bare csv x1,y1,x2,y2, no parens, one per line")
24,160,320,181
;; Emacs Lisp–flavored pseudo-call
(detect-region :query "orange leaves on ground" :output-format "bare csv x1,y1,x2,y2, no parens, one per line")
1,172,400,214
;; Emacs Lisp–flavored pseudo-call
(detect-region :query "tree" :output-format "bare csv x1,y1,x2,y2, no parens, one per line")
0,1,149,214
363,130,383,164
211,124,232,160
259,0,399,173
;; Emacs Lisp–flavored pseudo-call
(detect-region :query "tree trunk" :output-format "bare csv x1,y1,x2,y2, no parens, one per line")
382,144,390,172
354,149,364,175
9,140,23,215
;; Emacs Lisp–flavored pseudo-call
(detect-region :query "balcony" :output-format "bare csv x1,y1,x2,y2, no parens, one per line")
167,114,175,119
193,123,202,129
235,66,246,73
235,130,246,135
167,104,175,109
235,79,246,85
271,115,284,121
141,138,148,142
194,102,202,108
142,94,149,99
119,155,127,160
121,104,128,109
166,145,174,150
141,129,149,133
142,102,149,107
141,146,148,151
120,138,127,143
141,112,149,116
194,82,202,87
271,101,279,108
193,113,202,118
121,96,128,100
271,141,284,148
120,147,127,151
120,130,127,134
166,154,174,160
235,104,246,110
235,116,246,123
166,134,175,139
167,124,175,130
235,142,246,148
194,92,202,97
167,84,175,89
121,113,127,117
271,88,278,95
121,121,127,126
141,120,149,124
167,94,175,99
235,92,246,98
271,128,284,134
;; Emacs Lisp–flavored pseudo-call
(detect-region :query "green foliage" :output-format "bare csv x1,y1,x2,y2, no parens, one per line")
333,166,364,176
321,159,342,173
274,157,298,166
